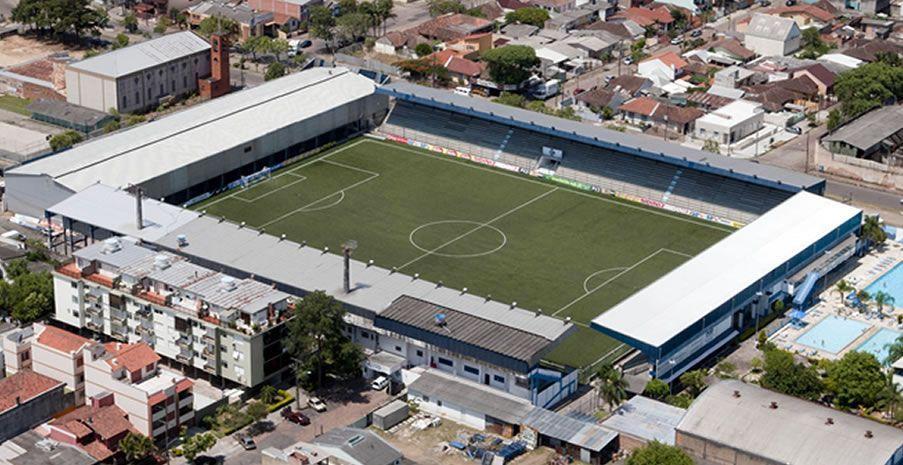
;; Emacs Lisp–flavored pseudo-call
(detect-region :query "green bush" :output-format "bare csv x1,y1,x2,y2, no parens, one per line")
266,390,295,412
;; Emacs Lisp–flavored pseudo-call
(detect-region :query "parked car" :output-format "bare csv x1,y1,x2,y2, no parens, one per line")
690,29,702,37
237,435,256,450
622,56,633,65
281,407,311,425
194,457,218,465
371,376,389,390
670,37,683,45
308,397,327,412
299,39,313,48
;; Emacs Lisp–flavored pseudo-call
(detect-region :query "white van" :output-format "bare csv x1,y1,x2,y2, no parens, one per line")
454,86,472,96
371,376,389,390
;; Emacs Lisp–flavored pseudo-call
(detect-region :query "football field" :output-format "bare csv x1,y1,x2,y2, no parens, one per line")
195,137,732,369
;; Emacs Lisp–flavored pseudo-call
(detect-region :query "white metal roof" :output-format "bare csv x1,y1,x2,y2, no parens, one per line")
591,191,860,348
745,13,799,41
10,67,376,193
696,99,762,127
67,31,210,78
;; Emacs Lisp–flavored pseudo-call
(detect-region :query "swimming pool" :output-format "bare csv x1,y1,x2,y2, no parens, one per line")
865,262,903,308
796,316,870,354
856,328,902,364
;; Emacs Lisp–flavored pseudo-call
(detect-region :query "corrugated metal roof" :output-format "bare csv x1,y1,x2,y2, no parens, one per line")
408,369,534,424
745,13,799,41
822,105,903,151
592,191,860,349
601,395,685,445
376,295,553,363
68,31,210,78
677,380,903,465
377,81,822,192
10,68,376,193
522,408,618,452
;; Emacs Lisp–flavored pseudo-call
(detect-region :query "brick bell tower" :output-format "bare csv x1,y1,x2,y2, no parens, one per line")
199,34,230,99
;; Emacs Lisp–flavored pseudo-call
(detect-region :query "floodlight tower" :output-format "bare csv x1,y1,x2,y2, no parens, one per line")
342,240,358,293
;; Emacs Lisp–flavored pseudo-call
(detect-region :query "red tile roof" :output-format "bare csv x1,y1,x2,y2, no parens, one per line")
615,6,674,27
50,404,135,461
103,342,160,373
796,63,835,88
432,49,483,77
643,51,687,70
0,370,63,414
620,96,660,116
768,4,835,22
36,325,91,354
498,0,531,9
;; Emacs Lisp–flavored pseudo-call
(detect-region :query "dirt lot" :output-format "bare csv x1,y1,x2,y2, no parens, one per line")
376,415,558,465
0,35,84,67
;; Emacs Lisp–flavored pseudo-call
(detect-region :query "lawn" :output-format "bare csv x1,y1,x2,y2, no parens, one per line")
0,95,31,116
195,138,731,369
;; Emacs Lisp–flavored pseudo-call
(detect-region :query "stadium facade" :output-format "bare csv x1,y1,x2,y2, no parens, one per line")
5,67,389,218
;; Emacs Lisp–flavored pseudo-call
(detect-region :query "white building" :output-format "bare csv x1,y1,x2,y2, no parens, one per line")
637,52,687,87
53,237,292,388
743,14,801,57
694,100,764,145
65,31,212,114
83,340,193,441
3,324,93,404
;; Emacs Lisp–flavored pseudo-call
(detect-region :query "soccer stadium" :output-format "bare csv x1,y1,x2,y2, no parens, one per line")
7,67,863,384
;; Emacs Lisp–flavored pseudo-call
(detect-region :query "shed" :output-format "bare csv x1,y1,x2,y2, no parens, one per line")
372,400,409,430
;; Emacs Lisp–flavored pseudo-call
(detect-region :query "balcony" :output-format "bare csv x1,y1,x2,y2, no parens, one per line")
86,320,103,332
176,336,192,349
55,262,83,280
203,361,216,373
178,395,193,409
85,304,103,316
136,289,169,307
111,309,128,324
202,343,215,358
202,329,216,343
176,351,192,363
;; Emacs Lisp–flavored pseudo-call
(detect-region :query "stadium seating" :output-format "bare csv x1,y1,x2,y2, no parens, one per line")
379,101,792,225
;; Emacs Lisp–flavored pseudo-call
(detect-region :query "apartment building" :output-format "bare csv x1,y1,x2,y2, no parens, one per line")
53,237,292,388
83,341,193,441
3,323,92,404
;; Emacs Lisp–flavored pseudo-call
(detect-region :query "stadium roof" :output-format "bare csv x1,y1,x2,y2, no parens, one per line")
378,81,823,193
677,380,903,465
67,31,210,78
591,191,860,350
47,184,573,347
9,68,375,194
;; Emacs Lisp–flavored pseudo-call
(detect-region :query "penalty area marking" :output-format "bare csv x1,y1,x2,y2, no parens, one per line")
583,267,629,293
409,220,508,258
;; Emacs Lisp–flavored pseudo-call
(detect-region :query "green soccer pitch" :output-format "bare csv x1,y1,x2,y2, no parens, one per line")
194,137,732,369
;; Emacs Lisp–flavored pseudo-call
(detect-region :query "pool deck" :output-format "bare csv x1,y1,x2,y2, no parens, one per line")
771,242,903,361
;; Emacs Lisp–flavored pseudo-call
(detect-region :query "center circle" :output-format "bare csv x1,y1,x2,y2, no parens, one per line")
409,220,508,258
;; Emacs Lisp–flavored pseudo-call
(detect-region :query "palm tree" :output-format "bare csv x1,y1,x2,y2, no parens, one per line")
856,289,871,312
861,215,887,247
260,384,278,405
376,0,395,35
878,372,903,421
595,363,628,412
873,290,895,316
834,279,853,306
885,335,903,367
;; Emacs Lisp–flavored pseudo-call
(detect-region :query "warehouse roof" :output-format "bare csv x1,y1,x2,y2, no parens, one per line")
10,68,376,193
677,380,903,465
745,13,799,40
377,295,554,363
601,395,686,445
67,31,210,78
522,408,618,452
592,191,860,349
26,100,113,128
378,81,822,192
309,428,403,465
822,105,903,151
408,369,534,424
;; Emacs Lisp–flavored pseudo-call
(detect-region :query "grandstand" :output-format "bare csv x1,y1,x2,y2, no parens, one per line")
377,83,824,226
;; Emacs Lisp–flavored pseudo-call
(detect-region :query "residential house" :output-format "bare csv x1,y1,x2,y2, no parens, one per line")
0,430,95,465
766,4,836,29
841,39,903,63
0,370,66,443
575,87,626,112
826,0,889,15
83,341,194,442
653,0,706,14
611,6,674,31
708,37,756,63
607,74,654,97
374,31,423,57
792,63,836,96
619,96,704,135
498,0,532,11
2,326,34,376
44,403,136,463
501,23,540,39
430,49,484,84
528,0,578,13
579,19,644,39
262,428,403,465
188,0,274,42
545,4,605,30
11,324,92,405
743,75,819,111
694,99,764,144
565,33,620,58
822,105,903,163
247,0,320,27
446,32,494,56
743,13,801,57
638,51,687,86
713,66,757,89
414,14,494,42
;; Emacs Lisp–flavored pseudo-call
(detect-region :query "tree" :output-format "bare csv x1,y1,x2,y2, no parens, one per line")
834,279,853,305
832,61,903,125
337,0,358,15
154,16,171,34
715,361,737,379
284,291,364,391
270,38,290,62
504,7,549,27
482,45,537,86
886,335,903,367
335,12,370,44
177,431,216,463
198,15,239,40
627,441,694,465
246,400,269,425
760,348,823,400
679,369,707,397
49,130,83,151
872,290,894,315
374,0,395,35
415,42,433,57
308,5,336,51
595,363,628,411
798,27,831,59
122,13,138,33
861,215,887,247
260,385,278,405
643,378,669,400
877,371,903,419
827,351,885,409
702,138,720,154
427,0,466,16
265,62,286,81
113,33,130,49
119,432,156,464
630,38,646,63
